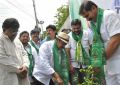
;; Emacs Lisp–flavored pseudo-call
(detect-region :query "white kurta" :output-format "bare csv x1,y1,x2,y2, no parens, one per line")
65,29,93,68
0,33,30,85
15,39,30,85
99,9,120,85
100,10,120,74
33,40,55,85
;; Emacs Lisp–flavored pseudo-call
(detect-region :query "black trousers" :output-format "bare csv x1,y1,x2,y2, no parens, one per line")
32,76,55,85
49,79,55,85
32,76,44,85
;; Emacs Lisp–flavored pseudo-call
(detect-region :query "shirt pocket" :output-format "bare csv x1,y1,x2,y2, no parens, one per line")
82,37,89,48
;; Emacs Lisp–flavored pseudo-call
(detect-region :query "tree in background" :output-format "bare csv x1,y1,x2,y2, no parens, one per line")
54,5,69,31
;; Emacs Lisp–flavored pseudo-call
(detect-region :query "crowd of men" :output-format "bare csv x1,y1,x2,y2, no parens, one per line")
0,1,120,85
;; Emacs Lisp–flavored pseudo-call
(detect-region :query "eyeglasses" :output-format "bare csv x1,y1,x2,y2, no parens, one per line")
9,28,19,34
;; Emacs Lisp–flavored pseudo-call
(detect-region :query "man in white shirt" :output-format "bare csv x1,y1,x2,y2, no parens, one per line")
33,32,70,85
79,1,120,85
65,19,92,85
19,31,36,85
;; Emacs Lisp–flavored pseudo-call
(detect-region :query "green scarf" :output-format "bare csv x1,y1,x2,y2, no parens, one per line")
30,40,39,54
91,8,104,41
72,32,83,62
90,8,106,67
25,45,34,76
72,32,90,65
53,40,69,85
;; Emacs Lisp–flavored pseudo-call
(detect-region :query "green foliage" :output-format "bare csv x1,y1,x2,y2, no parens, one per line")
54,5,69,31
78,66,100,85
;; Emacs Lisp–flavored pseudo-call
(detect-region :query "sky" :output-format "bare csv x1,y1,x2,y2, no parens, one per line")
0,0,68,33
0,0,116,34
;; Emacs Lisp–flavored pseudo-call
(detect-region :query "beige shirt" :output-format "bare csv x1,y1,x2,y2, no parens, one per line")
0,33,30,85
14,39,29,68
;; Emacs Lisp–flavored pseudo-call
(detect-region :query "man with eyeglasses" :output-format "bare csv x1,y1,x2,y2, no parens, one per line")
0,18,30,85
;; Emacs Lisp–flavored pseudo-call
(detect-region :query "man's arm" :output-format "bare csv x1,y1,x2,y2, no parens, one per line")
106,34,120,60
105,12,120,60
65,48,71,64
65,48,74,74
52,72,63,85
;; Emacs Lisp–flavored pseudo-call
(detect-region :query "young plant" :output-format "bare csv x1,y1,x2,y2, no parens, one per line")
78,65,100,85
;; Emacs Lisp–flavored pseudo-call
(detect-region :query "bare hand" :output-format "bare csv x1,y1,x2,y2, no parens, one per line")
17,66,28,78
93,67,100,73
52,72,64,85
70,64,75,74
56,77,64,85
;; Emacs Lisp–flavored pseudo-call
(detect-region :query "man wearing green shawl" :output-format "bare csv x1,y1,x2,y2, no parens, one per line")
79,1,120,85
65,19,93,85
32,32,70,85
29,29,41,54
